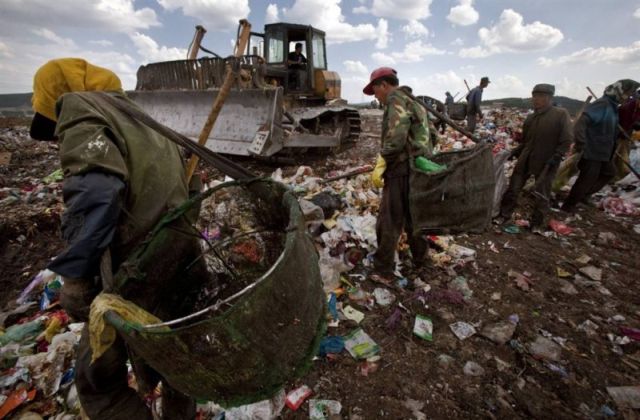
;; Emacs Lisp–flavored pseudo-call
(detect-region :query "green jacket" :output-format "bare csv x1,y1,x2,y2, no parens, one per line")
55,91,189,263
381,88,432,174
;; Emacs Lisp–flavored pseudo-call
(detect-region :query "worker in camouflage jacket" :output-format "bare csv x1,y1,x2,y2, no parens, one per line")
499,84,573,227
363,67,431,281
30,58,206,420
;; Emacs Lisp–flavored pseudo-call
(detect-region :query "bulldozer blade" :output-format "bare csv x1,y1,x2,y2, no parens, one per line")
128,88,284,157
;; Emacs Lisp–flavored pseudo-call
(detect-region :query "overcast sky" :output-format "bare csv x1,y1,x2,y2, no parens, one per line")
0,0,638,103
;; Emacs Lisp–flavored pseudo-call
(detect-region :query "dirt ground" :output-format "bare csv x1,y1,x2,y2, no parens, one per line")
1,112,639,419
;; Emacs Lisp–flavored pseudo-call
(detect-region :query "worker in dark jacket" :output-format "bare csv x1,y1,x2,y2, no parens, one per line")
466,76,489,132
499,84,573,227
363,67,431,282
561,79,640,212
30,58,206,420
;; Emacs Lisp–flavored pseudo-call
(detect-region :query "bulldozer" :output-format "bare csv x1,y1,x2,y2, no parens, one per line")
128,20,361,158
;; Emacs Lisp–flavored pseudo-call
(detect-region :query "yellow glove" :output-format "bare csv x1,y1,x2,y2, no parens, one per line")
632,130,640,142
371,155,386,188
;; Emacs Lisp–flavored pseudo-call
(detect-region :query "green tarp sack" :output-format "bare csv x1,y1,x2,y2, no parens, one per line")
105,179,325,406
410,143,495,234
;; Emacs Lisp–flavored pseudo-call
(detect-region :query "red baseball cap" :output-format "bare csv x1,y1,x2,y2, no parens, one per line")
363,67,397,95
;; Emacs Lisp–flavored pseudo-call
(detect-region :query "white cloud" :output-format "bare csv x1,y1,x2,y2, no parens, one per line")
371,52,397,66
352,6,369,14
130,32,187,64
343,60,369,76
89,40,114,47
375,19,390,49
283,0,390,47
635,7,640,18
0,35,137,93
538,41,640,67
450,37,464,46
265,4,279,24
489,74,527,98
32,29,76,49
157,0,250,31
370,0,432,21
401,20,429,39
459,9,563,58
1,0,159,33
447,0,479,26
372,40,446,65
0,41,13,58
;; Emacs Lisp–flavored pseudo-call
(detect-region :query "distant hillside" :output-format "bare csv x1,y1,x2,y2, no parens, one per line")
0,93,33,117
482,96,585,116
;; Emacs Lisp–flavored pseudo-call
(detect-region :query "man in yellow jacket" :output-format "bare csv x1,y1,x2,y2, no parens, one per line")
30,58,203,420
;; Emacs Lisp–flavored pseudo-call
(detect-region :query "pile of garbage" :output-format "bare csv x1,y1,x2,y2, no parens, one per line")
0,271,83,419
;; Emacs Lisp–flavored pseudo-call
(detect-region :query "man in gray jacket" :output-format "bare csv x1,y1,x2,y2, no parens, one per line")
466,76,489,132
499,84,573,227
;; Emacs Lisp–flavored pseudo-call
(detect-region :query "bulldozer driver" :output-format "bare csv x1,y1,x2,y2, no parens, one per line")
287,42,308,91
30,58,210,420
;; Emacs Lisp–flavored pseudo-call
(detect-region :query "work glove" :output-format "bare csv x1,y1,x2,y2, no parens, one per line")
371,155,386,188
60,277,100,321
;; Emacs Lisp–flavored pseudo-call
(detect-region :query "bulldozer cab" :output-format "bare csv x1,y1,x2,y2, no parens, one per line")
252,23,337,100
130,20,357,158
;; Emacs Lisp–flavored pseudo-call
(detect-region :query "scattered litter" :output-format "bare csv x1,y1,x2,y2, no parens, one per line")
318,336,344,356
404,399,427,420
480,320,517,345
343,329,380,359
309,399,342,420
342,306,365,324
494,357,511,372
285,385,312,411
372,288,395,306
619,327,640,342
528,336,562,362
545,362,568,378
449,322,477,341
577,320,599,337
579,266,602,282
600,197,640,217
448,277,473,301
0,388,36,419
556,267,571,278
358,358,380,377
509,270,533,291
225,389,285,420
576,254,591,264
548,219,573,235
503,224,520,234
437,354,455,367
413,315,433,342
558,279,578,295
606,386,640,409
463,361,485,376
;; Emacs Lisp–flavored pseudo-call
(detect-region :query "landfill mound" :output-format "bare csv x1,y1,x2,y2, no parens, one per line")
1,109,640,419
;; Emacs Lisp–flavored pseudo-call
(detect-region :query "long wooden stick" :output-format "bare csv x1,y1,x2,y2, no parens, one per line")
185,19,252,182
420,100,481,143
